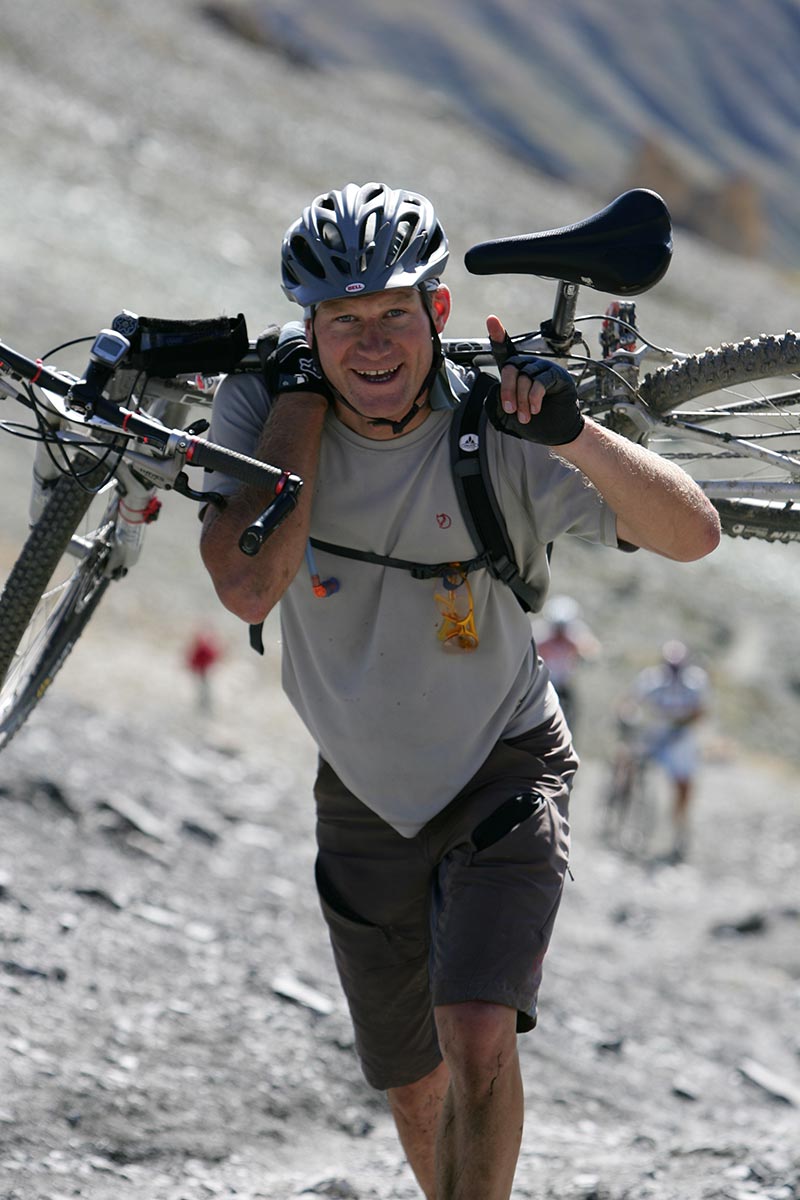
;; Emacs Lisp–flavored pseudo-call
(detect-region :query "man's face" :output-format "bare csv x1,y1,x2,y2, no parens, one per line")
308,286,451,438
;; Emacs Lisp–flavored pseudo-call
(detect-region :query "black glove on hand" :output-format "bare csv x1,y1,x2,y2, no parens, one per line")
488,332,584,446
264,334,333,403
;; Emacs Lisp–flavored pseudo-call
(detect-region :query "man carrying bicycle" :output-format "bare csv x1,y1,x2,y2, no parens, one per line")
200,182,720,1200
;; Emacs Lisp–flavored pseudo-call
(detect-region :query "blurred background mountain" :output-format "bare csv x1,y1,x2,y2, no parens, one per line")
1,0,799,767
205,0,800,270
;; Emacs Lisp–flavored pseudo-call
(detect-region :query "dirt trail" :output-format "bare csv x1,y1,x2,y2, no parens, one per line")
1,692,798,1200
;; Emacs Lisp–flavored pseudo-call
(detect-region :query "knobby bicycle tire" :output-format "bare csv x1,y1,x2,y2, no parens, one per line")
0,456,116,749
638,332,800,542
601,754,658,859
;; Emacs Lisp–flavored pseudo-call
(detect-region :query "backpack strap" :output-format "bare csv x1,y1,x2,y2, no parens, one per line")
308,538,489,580
450,371,540,613
249,370,540,655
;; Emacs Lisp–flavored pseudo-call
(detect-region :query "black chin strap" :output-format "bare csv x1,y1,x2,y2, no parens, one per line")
310,299,444,437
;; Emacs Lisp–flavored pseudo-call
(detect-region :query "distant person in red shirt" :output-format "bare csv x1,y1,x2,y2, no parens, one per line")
535,595,601,736
185,630,223,713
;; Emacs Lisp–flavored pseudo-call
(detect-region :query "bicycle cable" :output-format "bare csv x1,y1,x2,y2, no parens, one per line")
18,377,131,493
41,335,95,358
13,338,153,493
573,314,679,358
509,339,651,406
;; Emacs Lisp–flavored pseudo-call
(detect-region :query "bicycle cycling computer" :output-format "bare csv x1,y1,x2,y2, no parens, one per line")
89,329,130,369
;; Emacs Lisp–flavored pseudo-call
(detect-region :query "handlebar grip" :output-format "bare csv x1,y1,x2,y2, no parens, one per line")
184,437,303,554
185,438,286,488
239,489,300,556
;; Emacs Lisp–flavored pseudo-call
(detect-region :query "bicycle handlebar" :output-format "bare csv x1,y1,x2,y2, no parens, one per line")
0,335,304,553
0,340,73,396
183,436,289,488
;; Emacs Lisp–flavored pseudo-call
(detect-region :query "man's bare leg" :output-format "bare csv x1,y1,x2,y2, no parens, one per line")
387,1002,523,1199
435,1002,523,1199
672,776,692,857
387,1061,450,1199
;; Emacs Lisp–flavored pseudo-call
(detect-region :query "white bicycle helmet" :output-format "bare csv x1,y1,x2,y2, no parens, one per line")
281,182,449,308
544,595,581,629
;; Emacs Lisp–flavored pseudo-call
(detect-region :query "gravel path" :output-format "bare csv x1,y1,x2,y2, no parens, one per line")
1,696,799,1199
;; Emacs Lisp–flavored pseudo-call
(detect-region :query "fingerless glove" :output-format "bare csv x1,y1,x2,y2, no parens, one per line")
487,355,585,446
264,334,333,403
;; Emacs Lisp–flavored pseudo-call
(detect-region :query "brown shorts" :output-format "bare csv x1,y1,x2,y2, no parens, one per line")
313,711,578,1090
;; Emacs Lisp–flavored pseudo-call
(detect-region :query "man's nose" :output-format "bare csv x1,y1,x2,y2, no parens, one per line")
356,321,390,353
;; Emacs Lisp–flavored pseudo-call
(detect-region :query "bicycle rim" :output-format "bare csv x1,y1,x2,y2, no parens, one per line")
617,767,655,858
0,464,117,748
638,332,800,542
601,761,654,857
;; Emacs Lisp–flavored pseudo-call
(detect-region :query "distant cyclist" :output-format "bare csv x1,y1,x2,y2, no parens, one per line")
535,595,601,735
625,640,709,860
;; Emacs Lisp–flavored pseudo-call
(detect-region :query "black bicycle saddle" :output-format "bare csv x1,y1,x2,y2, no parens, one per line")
464,189,672,296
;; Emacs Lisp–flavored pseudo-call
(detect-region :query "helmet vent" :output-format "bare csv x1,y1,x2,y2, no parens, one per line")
361,211,379,251
389,216,419,265
427,224,445,257
290,234,326,279
320,219,346,252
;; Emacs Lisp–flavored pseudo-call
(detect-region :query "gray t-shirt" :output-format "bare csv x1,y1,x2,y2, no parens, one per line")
205,358,620,836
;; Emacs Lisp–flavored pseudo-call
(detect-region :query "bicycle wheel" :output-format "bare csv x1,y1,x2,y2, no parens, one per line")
617,761,657,858
600,762,632,846
602,758,656,858
637,332,800,542
0,457,118,749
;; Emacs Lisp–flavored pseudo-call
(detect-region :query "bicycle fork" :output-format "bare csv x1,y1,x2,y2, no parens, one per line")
28,421,66,525
106,463,162,574
67,460,162,579
28,430,161,578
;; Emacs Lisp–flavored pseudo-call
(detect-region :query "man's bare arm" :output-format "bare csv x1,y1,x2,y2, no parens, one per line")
555,419,721,561
200,393,328,623
486,313,720,563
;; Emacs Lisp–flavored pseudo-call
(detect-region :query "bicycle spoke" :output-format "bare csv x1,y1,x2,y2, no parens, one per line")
644,367,800,498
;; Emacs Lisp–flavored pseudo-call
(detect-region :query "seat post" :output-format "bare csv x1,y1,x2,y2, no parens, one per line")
542,280,579,352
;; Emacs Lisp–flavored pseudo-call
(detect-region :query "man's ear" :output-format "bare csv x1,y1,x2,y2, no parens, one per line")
430,285,452,333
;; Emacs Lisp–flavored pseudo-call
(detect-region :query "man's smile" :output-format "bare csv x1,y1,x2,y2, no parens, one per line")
353,366,402,384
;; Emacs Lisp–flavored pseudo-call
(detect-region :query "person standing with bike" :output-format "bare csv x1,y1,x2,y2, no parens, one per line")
629,639,710,861
199,182,720,1200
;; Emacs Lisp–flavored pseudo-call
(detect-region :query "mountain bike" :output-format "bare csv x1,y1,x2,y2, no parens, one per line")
0,317,302,749
1,188,799,750
600,714,664,858
458,189,800,544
